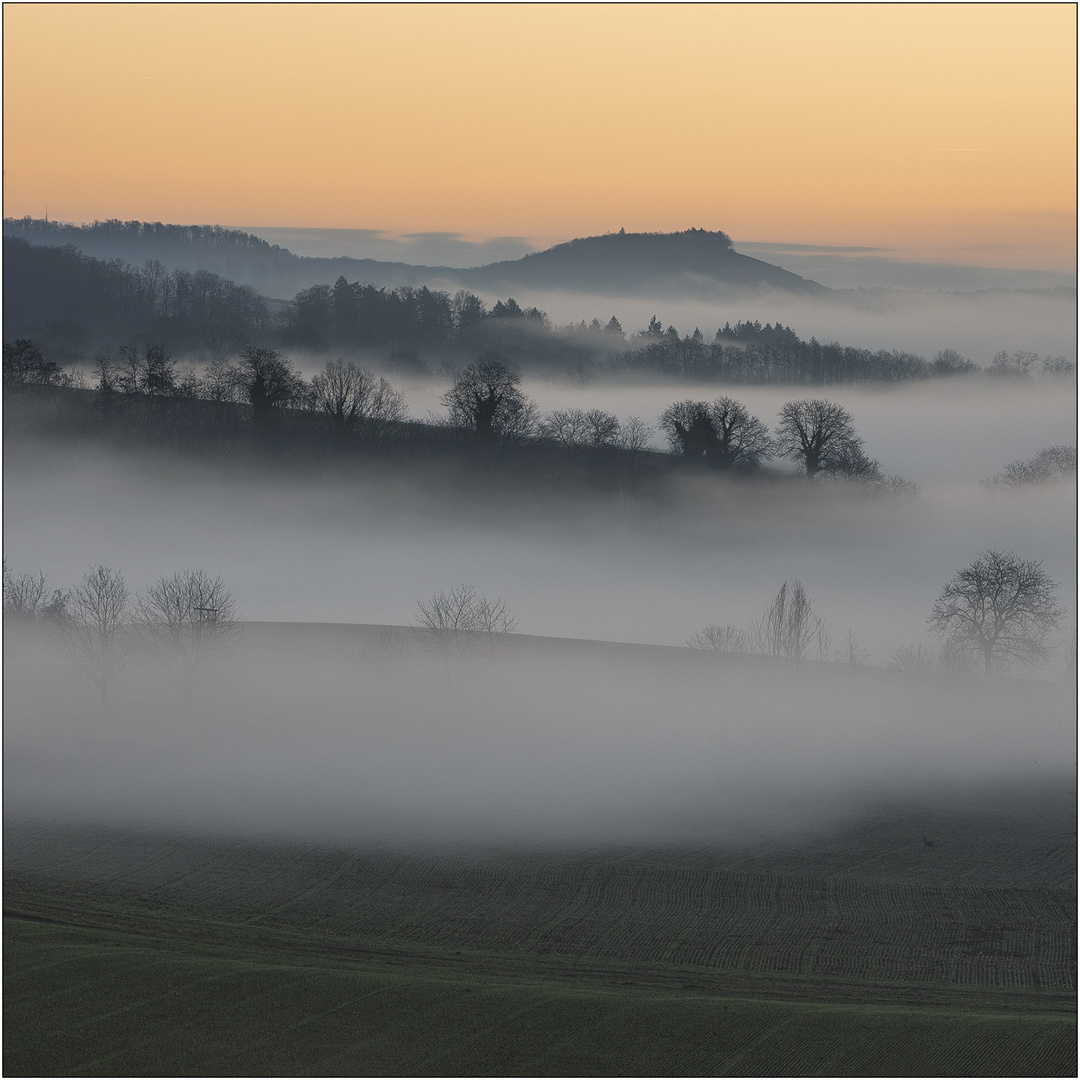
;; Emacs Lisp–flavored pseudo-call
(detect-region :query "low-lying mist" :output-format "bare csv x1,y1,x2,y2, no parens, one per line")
4,375,1074,847
485,284,1076,364
394,375,1077,485
4,379,1075,658
5,621,1073,846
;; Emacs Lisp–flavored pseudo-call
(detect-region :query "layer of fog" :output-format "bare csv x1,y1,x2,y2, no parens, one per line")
5,620,1073,846
233,228,1077,360
472,285,1076,364
236,225,1076,292
733,242,1076,292
5,380,1075,664
239,226,541,268
6,386,1075,845
393,375,1077,486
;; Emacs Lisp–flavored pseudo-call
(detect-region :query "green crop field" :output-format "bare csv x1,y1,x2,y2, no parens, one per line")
5,810,1075,1077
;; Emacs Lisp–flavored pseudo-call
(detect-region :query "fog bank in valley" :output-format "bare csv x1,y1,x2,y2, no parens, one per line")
4,381,1074,657
4,376,1074,846
501,285,1076,365
5,619,1073,846
398,376,1077,486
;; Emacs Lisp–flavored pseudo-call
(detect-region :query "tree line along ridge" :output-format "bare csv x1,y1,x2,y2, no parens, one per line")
4,236,1074,384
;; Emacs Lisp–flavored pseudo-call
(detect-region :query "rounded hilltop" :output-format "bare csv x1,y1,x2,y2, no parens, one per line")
467,227,826,295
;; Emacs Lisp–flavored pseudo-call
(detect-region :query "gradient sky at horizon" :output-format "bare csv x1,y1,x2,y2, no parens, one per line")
4,4,1075,270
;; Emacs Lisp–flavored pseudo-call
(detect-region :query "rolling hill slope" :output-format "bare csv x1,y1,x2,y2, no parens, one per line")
3,218,827,299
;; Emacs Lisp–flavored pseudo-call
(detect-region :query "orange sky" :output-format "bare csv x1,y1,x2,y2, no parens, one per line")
4,4,1076,268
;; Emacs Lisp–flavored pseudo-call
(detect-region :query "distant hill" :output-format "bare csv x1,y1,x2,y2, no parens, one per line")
458,229,828,296
1,217,426,299
3,218,828,299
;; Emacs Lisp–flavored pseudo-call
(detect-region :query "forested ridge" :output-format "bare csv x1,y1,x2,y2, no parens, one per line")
5,235,1073,385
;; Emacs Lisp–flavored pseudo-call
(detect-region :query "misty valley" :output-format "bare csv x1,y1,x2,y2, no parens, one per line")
4,224,1076,1077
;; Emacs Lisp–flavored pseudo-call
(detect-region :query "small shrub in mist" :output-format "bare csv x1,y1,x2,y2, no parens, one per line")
754,580,830,662
981,446,1077,492
821,471,920,499
685,624,751,653
413,584,516,659
836,629,869,665
2,339,64,391
135,570,241,705
887,640,975,677
936,635,979,677
888,643,936,674
357,626,414,675
386,347,428,376
873,474,920,498
931,349,979,377
689,581,830,664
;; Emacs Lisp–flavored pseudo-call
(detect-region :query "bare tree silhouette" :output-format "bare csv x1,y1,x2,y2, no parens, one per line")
136,570,240,706
61,565,130,709
413,584,516,659
929,550,1062,676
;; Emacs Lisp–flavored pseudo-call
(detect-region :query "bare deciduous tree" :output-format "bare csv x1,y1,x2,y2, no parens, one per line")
541,408,591,449
931,349,979,377
754,580,829,661
62,565,130,708
988,350,1039,378
4,566,49,618
981,446,1077,491
873,474,920,498
233,347,307,430
928,550,1062,677
581,408,621,449
686,624,751,653
612,416,654,488
658,397,773,470
136,570,240,704
888,643,935,673
441,353,537,442
203,357,248,403
692,582,829,664
775,399,871,478
541,408,625,453
3,339,63,389
3,562,66,622
616,417,652,455
836,629,869,665
309,359,406,441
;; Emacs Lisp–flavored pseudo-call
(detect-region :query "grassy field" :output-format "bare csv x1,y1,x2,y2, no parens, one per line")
5,810,1075,1077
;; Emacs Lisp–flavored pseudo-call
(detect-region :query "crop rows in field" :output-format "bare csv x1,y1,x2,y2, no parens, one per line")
6,820,1075,998
5,917,1077,1078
